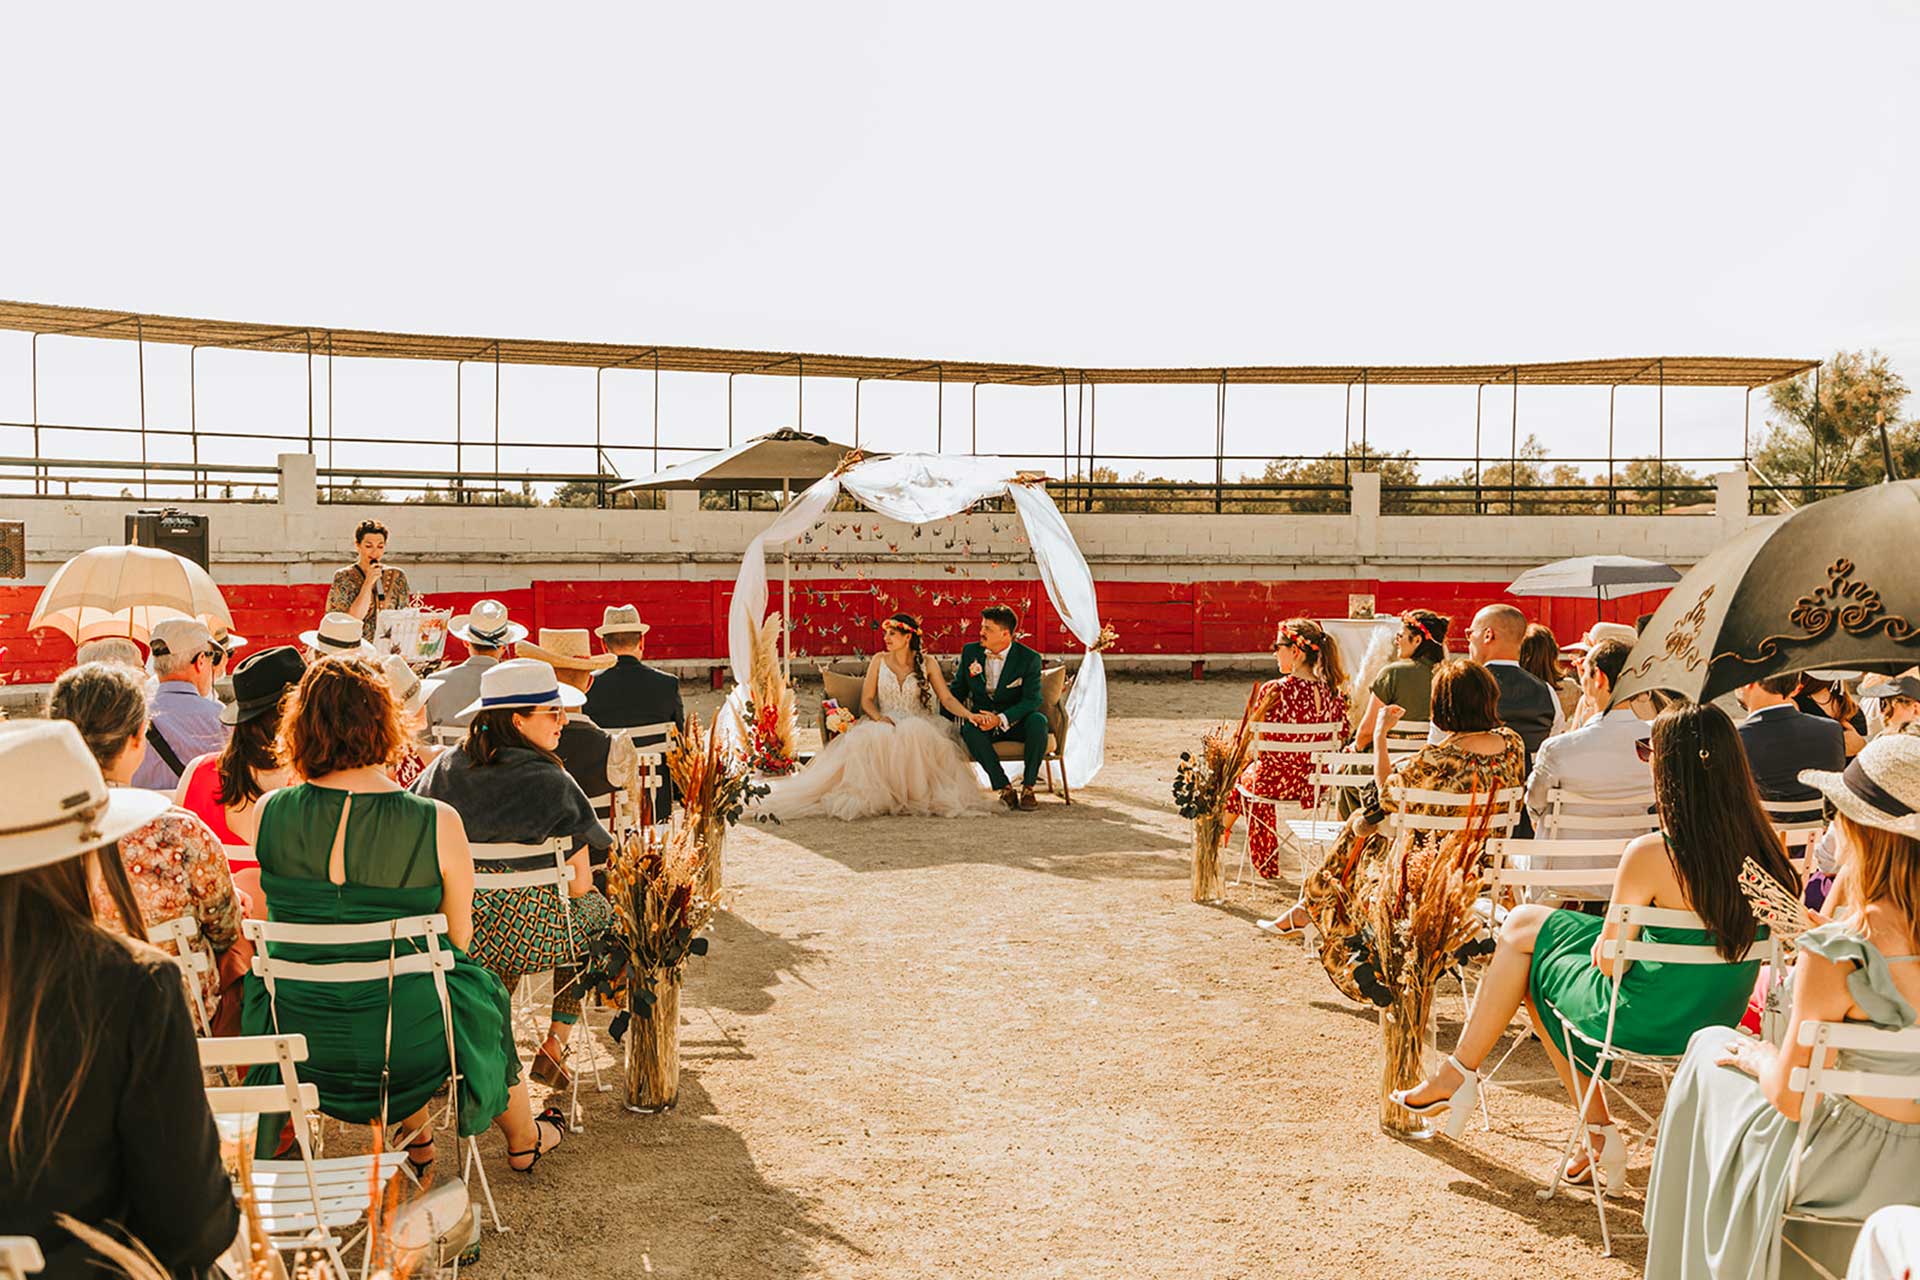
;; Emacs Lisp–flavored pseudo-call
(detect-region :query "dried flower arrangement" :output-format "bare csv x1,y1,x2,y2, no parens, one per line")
1171,681,1281,902
737,611,798,775
666,708,770,900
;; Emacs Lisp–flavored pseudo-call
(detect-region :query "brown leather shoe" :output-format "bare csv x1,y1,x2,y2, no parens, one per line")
1019,788,1039,811
1000,788,1021,811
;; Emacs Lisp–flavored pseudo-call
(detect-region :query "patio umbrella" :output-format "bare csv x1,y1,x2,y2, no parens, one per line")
28,544,233,646
613,428,865,677
1612,481,1920,706
1507,555,1682,606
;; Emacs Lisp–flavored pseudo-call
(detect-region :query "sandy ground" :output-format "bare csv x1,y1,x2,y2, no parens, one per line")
462,676,1649,1279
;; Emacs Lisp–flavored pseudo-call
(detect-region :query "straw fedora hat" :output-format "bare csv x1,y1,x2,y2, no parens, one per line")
456,657,588,722
380,653,437,716
450,599,529,649
300,611,377,660
202,612,248,652
595,604,650,639
0,721,170,876
1800,733,1920,839
221,645,307,726
519,628,615,672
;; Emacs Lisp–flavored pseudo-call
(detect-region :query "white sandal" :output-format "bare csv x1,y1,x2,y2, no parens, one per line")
1389,1054,1481,1140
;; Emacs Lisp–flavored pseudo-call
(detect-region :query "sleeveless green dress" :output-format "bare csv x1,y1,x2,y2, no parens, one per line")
240,784,519,1137
1527,842,1767,1078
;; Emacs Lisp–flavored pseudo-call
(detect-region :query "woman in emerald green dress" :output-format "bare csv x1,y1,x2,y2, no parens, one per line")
235,657,566,1174
1391,701,1800,1191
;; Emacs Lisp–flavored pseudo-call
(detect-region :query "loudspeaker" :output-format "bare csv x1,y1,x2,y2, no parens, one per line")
125,508,210,570
0,521,21,578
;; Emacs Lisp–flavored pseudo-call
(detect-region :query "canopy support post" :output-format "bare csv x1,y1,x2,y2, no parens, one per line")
453,361,464,505
493,342,502,505
1473,383,1483,514
782,476,793,682
1088,382,1097,510
1607,384,1616,515
1215,371,1228,513
138,317,149,501
1657,358,1666,513
1343,381,1352,491
936,364,944,453
796,354,804,432
29,332,39,496
1509,366,1519,514
326,332,335,499
653,349,661,472
189,346,200,499
852,377,861,448
1360,367,1369,464
595,367,605,509
1060,370,1069,486
970,382,977,455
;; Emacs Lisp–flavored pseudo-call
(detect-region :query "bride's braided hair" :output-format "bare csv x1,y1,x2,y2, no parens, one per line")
887,612,936,712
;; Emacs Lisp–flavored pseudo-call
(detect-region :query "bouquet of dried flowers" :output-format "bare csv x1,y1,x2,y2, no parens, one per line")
1171,681,1281,901
667,708,770,899
1367,799,1496,1136
737,611,797,774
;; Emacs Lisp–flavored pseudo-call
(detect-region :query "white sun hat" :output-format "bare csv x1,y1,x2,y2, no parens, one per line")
300,611,377,660
1800,732,1920,839
380,653,435,716
455,657,587,722
0,721,170,875
449,599,528,649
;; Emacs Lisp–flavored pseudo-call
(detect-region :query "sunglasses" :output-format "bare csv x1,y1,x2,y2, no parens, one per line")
1634,738,1654,763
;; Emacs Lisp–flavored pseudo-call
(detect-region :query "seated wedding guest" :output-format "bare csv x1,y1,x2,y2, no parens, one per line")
1861,672,1920,739
49,662,244,975
1466,604,1557,765
1643,732,1920,1279
1798,671,1871,759
1520,622,1574,734
1350,610,1447,752
1560,622,1640,730
583,604,685,786
381,654,441,786
299,609,378,664
412,658,617,1093
235,656,566,1174
0,721,239,1280
128,617,228,791
522,628,641,832
326,517,409,643
175,644,305,924
1739,672,1846,820
201,612,247,664
1222,618,1349,881
1281,660,1526,992
1522,639,1654,840
1391,703,1796,1191
424,598,526,729
73,635,145,670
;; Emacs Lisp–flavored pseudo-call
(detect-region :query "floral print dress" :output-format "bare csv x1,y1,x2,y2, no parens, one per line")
1224,676,1350,878
1301,728,1525,1005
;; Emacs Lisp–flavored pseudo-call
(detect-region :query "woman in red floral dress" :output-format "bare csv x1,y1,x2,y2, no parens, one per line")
1224,618,1351,879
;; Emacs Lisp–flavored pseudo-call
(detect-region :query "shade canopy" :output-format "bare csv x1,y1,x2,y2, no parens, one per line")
611,429,860,493
1508,555,1682,602
29,545,233,645
1613,481,1920,705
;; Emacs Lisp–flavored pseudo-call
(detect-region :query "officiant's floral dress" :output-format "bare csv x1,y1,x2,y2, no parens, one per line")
1301,728,1525,1005
1224,675,1349,878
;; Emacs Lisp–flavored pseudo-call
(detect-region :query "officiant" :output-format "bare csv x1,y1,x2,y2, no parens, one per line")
326,518,409,642
950,605,1050,811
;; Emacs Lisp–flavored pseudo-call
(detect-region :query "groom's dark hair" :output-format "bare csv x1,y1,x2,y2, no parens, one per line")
980,604,1019,632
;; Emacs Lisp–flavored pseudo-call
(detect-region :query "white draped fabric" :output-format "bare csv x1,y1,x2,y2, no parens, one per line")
727,453,1108,788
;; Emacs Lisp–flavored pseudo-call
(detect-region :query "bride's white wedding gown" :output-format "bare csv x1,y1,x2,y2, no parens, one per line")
760,661,996,821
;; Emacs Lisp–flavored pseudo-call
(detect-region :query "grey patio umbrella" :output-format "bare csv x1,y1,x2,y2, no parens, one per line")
1507,555,1682,604
1612,481,1920,706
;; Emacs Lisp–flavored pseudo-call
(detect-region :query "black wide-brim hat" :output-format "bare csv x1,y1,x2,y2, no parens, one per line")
221,644,308,725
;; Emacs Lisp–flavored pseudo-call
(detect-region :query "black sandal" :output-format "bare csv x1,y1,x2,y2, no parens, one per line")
506,1106,567,1174
405,1133,436,1174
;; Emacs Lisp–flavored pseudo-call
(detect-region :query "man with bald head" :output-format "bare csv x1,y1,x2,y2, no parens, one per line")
1468,603,1557,764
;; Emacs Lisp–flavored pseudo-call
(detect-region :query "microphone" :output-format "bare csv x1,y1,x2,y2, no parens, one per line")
370,561,388,602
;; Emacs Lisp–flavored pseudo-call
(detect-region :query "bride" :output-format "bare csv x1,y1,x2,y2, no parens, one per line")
760,613,996,820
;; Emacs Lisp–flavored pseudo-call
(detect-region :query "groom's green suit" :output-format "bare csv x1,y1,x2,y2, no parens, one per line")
949,640,1048,791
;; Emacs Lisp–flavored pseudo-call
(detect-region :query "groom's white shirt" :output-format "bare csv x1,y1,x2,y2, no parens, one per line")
984,644,1010,731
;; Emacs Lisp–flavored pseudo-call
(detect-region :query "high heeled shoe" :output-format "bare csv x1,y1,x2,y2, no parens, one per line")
1388,1054,1480,1139
1565,1123,1628,1196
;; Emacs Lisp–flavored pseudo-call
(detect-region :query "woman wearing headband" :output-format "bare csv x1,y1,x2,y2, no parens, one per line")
1223,618,1350,880
1644,730,1920,1278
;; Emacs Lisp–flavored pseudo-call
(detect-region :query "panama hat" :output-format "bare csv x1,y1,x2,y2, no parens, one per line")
1800,733,1920,839
594,604,650,639
0,721,170,875
380,653,437,716
221,645,306,725
1861,674,1920,702
449,599,528,649
202,613,248,652
519,628,615,672
300,611,377,659
456,657,587,721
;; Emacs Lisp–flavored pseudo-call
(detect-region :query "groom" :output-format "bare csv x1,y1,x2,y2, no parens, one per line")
950,604,1049,812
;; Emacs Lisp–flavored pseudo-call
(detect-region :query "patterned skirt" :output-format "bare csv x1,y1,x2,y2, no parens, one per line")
470,884,615,981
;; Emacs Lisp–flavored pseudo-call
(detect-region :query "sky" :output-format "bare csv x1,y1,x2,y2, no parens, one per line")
1,2,1917,495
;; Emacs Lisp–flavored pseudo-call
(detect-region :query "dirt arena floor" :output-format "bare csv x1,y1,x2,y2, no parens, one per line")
468,675,1647,1279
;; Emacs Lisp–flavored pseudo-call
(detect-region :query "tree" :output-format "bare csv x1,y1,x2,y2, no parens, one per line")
549,479,606,508
1259,449,1423,514
323,477,387,503
1752,350,1913,506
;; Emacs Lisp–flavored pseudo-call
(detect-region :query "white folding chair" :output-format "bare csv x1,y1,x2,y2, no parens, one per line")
429,723,466,749
200,1033,408,1280
619,722,679,831
1776,1021,1920,1278
1538,786,1659,842
1382,784,1526,842
147,913,217,1037
242,912,505,1234
1537,903,1778,1256
1761,796,1828,881
1225,721,1343,889
468,838,606,1131
1383,718,1433,752
0,1238,43,1280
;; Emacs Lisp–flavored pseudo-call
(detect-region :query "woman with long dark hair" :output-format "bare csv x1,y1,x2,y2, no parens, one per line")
1223,618,1351,880
0,720,238,1279
1392,702,1798,1191
761,612,995,820
1796,672,1869,759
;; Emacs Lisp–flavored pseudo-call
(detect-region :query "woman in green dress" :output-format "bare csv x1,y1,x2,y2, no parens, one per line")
1644,735,1920,1280
235,656,566,1173
1391,701,1800,1191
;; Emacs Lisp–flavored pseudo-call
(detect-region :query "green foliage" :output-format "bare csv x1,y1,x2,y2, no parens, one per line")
323,477,388,503
1752,350,1913,509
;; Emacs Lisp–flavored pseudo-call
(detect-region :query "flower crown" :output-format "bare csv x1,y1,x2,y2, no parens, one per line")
1401,612,1439,646
1275,625,1319,653
882,619,921,637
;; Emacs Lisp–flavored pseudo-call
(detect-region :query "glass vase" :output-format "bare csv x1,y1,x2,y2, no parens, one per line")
1191,814,1226,903
1379,988,1437,1140
623,967,682,1113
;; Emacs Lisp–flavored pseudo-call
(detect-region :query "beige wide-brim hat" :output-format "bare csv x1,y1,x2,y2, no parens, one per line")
519,628,616,672
595,604,650,639
0,721,170,875
450,598,529,648
300,611,378,660
1800,733,1920,839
